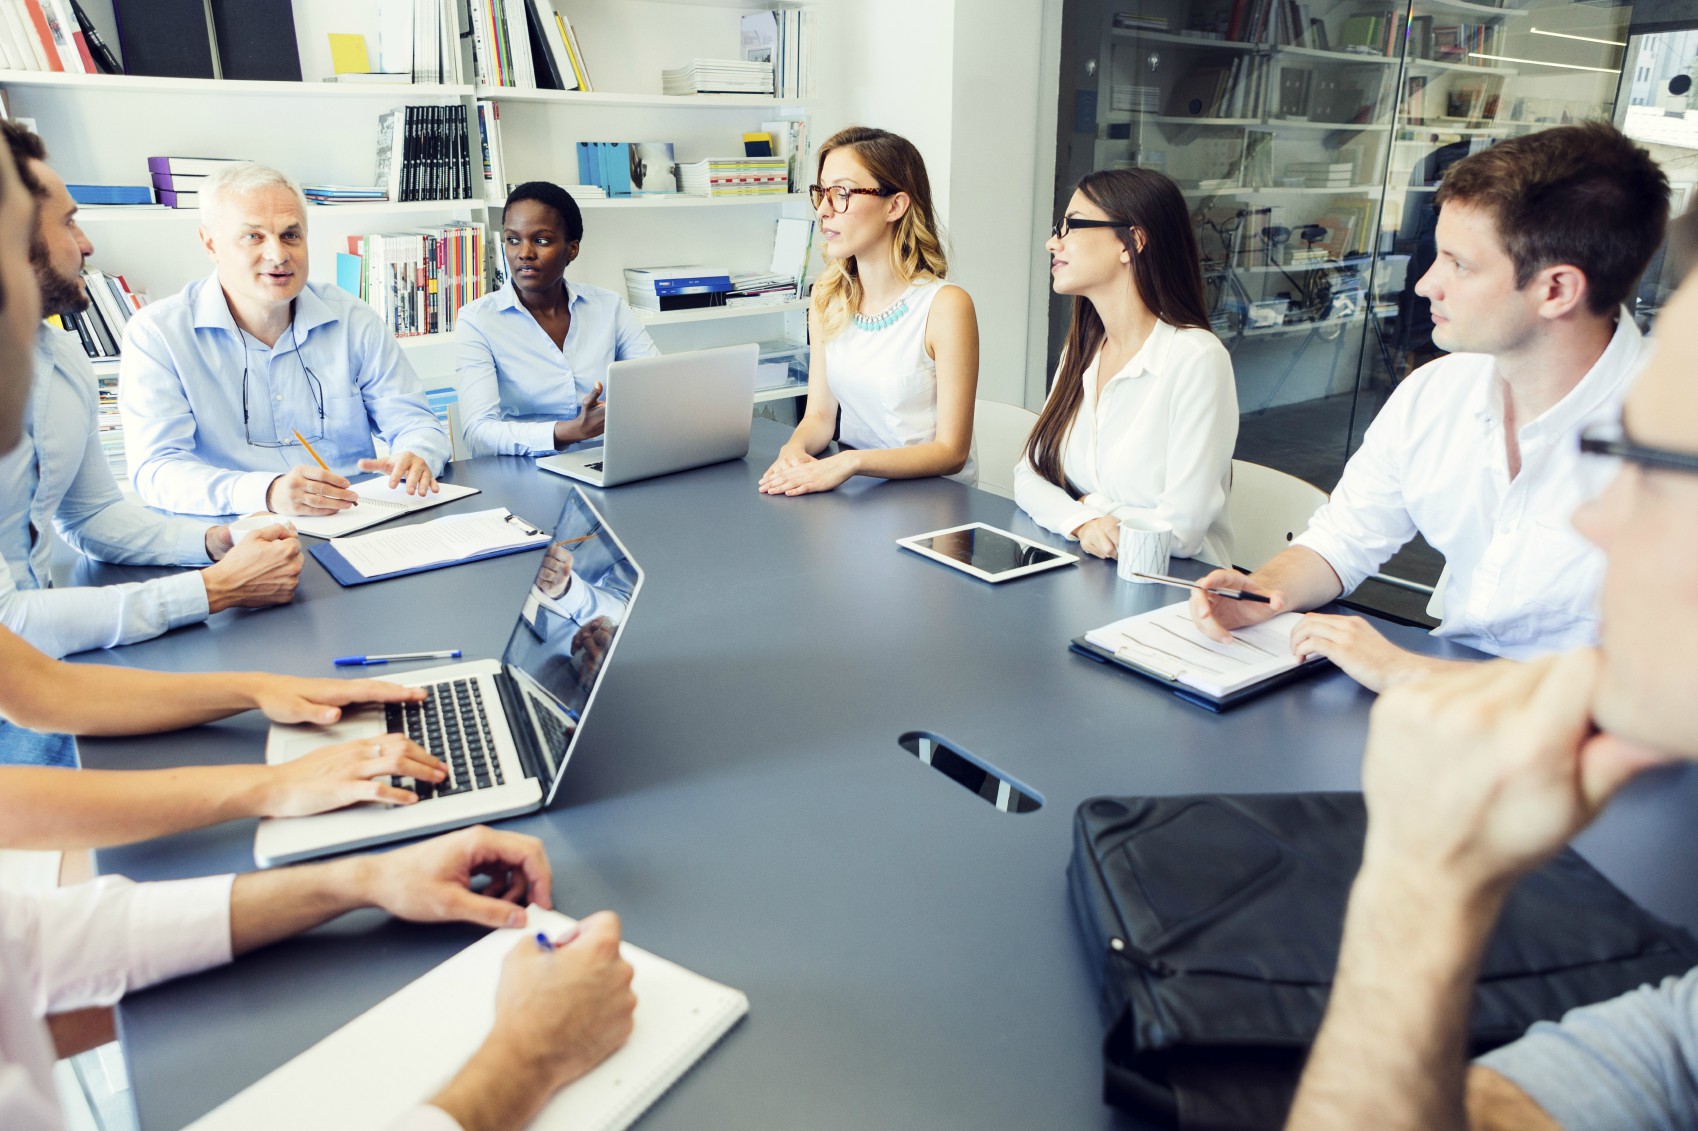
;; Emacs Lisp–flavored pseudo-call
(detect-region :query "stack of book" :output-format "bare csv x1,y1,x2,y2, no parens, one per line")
1285,162,1354,188
624,266,732,313
1113,12,1168,32
374,106,475,203
0,0,120,74
662,59,773,96
676,158,789,198
149,156,247,209
338,223,489,338
739,10,812,99
56,267,143,360
304,185,389,205
726,272,796,307
1111,84,1160,114
468,0,593,91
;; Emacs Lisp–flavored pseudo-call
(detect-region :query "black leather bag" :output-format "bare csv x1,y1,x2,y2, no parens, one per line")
1067,792,1698,1131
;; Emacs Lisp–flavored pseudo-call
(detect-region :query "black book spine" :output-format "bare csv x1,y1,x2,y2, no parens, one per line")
66,312,98,358
69,0,123,74
403,106,419,203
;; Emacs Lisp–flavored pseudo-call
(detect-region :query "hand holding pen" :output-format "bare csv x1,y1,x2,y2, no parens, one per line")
1187,567,1287,643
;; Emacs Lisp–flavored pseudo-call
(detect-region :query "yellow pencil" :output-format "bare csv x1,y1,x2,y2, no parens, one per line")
293,430,331,472
556,533,597,547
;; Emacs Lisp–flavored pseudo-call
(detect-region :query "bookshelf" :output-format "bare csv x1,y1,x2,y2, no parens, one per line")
8,0,841,478
1074,0,1628,415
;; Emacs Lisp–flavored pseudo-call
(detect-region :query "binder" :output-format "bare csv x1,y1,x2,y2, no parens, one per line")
208,0,302,81
111,0,216,79
308,506,549,587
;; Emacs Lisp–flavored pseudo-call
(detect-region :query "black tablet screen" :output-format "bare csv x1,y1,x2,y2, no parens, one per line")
914,528,1064,575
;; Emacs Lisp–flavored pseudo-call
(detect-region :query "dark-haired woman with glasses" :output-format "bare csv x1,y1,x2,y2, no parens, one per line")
1015,168,1237,566
759,126,978,495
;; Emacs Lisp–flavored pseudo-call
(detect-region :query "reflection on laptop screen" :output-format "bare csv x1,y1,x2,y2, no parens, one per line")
504,489,639,792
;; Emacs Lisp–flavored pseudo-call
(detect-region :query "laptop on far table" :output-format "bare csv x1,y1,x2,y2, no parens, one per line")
536,343,758,487
254,487,641,867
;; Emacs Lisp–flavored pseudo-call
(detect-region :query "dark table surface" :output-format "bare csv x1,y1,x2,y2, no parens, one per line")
73,421,1698,1130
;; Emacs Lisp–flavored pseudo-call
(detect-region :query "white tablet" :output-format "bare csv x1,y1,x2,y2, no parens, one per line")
897,522,1079,583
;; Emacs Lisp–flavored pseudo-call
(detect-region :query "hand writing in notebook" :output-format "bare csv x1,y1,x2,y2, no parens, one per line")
267,464,361,515
430,909,637,1131
362,449,441,497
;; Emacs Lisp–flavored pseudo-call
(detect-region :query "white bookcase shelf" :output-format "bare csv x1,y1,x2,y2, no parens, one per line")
474,85,799,109
0,71,471,98
633,300,807,325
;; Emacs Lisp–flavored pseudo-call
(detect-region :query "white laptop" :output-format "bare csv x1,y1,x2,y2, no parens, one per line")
536,343,758,487
255,487,641,867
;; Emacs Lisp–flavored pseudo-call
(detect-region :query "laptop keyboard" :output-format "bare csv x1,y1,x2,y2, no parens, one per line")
384,679,505,800
529,693,572,754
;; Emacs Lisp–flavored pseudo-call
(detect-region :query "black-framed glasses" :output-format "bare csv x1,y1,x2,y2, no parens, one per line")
1579,419,1698,477
808,184,894,214
240,322,325,449
1050,216,1125,240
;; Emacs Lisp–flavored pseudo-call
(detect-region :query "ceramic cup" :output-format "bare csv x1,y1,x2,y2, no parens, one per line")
1117,515,1174,583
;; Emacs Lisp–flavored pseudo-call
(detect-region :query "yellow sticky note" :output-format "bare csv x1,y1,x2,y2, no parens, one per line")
328,33,371,75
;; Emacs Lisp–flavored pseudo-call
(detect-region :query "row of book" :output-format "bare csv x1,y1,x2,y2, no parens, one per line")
469,0,594,92
56,268,144,360
375,105,476,203
739,9,814,100
677,158,789,198
337,224,491,338
0,0,117,75
1417,19,1504,62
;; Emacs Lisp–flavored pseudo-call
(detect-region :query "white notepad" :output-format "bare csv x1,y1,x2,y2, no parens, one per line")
1084,604,1321,698
186,907,749,1131
330,507,550,578
289,478,481,539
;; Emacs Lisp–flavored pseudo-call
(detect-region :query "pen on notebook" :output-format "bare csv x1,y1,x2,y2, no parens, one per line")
294,429,356,507
1129,571,1273,604
535,925,582,951
333,650,463,667
556,533,597,547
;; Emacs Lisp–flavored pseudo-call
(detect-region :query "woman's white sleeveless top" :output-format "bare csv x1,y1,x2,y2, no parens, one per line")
824,279,976,484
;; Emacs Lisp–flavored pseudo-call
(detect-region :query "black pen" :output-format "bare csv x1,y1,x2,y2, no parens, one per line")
1130,571,1273,603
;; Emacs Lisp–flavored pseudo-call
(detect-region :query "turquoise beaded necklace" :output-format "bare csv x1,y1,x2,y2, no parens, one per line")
852,288,913,332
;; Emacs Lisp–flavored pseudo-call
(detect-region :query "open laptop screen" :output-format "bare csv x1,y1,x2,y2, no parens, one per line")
504,488,641,794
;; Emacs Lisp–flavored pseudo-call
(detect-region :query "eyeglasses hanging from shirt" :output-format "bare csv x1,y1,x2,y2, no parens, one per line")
240,321,326,449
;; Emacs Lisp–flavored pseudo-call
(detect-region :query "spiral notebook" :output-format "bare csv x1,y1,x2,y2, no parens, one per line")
185,907,749,1131
289,478,481,539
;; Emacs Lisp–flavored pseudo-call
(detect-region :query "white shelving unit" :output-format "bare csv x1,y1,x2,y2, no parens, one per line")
14,0,842,468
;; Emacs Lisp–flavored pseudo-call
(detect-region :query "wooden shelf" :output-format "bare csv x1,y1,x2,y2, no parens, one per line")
1277,46,1398,65
576,193,807,210
1109,29,1259,51
0,71,470,98
474,86,797,109
633,300,807,325
754,384,808,403
76,199,483,221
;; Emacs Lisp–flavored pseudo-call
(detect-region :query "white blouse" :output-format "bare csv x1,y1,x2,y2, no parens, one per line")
1014,321,1237,566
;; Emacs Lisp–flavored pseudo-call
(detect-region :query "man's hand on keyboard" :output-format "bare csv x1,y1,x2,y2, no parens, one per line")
263,733,446,816
249,676,427,726
355,825,554,930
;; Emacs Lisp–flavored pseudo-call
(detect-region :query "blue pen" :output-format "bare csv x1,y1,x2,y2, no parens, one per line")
333,649,462,667
535,925,581,951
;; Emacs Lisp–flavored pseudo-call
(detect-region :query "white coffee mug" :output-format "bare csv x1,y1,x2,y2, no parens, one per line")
1117,515,1174,583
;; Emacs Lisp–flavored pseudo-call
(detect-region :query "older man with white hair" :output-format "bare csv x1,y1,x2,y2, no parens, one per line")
119,163,448,517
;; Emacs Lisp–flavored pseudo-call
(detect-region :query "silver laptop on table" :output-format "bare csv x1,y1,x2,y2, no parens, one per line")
536,343,758,487
254,487,642,867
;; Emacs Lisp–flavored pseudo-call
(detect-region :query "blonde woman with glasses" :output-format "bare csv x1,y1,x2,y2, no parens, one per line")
759,127,978,495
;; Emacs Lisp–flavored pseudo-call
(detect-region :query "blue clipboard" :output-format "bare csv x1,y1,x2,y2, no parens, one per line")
309,518,550,587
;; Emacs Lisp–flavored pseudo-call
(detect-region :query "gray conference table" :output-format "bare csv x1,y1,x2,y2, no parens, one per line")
74,420,1698,1130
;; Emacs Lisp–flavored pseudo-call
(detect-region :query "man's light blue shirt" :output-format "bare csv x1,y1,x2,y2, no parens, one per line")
119,273,450,516
453,278,658,457
0,326,211,659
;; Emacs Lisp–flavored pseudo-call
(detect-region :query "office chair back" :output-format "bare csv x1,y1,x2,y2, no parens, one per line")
973,399,1040,500
1227,460,1328,571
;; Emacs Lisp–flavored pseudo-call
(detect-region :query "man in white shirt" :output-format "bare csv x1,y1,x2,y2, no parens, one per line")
0,134,636,1131
119,162,448,518
0,125,299,657
1286,233,1698,1131
1189,123,1669,692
